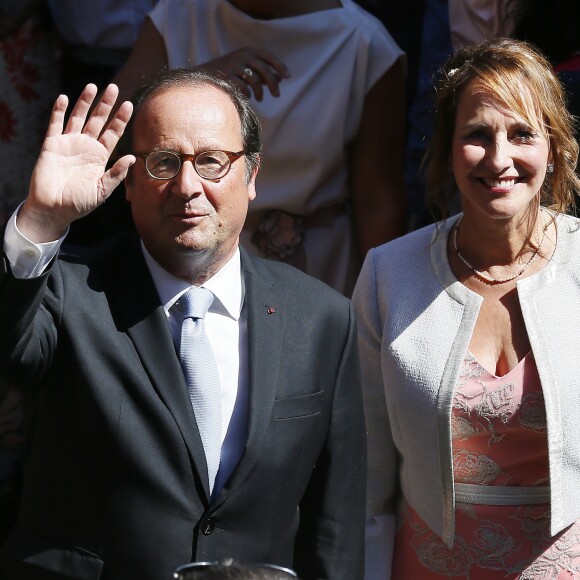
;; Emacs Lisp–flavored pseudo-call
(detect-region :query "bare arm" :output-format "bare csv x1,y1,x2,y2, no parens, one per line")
114,17,289,103
19,84,134,243
350,57,408,257
113,17,169,104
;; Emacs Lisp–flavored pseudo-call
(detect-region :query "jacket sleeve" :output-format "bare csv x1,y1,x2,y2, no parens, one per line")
0,252,62,388
352,249,399,580
293,299,367,580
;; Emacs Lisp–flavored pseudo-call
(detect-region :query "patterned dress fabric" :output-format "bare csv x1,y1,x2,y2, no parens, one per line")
392,352,580,579
0,12,59,225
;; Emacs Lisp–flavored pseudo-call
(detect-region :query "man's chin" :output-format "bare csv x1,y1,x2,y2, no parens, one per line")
172,233,215,255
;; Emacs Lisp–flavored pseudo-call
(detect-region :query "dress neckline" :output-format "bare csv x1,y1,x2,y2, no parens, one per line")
224,0,344,21
466,349,532,379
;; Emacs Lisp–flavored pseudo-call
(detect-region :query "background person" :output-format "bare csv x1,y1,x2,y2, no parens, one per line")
0,0,59,545
509,0,580,188
401,0,514,230
113,0,407,296
0,69,366,580
0,0,59,224
354,38,580,579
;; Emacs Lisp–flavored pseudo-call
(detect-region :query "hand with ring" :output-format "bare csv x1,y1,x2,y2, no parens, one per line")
199,46,290,101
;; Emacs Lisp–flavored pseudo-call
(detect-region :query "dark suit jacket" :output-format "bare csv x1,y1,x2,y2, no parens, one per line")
0,233,366,580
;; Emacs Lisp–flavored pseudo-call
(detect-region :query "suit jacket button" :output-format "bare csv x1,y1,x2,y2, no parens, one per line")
201,519,215,535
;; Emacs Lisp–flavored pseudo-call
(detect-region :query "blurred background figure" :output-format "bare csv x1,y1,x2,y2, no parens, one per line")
355,0,425,144
410,0,513,228
114,0,407,296
0,0,59,225
44,0,160,244
45,0,158,103
509,0,580,197
173,560,298,579
0,0,56,545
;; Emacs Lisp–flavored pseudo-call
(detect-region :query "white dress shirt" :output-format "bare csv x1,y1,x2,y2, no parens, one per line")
3,210,249,497
142,244,250,481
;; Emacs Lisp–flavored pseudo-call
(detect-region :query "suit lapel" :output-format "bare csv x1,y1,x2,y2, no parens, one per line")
108,237,211,500
214,249,288,504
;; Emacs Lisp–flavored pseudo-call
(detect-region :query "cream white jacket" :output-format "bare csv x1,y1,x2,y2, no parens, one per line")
353,213,580,579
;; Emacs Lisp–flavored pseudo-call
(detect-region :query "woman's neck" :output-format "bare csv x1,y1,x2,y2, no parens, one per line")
228,0,342,19
457,209,548,268
449,206,558,288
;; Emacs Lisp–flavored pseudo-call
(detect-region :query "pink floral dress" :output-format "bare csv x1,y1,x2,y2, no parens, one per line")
392,352,580,579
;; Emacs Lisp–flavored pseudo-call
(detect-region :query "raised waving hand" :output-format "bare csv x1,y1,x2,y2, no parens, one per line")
19,84,135,243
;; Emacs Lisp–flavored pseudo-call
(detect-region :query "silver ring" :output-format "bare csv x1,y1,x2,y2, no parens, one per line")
242,67,253,81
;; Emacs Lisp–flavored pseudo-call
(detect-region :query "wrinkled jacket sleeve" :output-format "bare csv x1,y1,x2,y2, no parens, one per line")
0,249,61,389
352,249,399,580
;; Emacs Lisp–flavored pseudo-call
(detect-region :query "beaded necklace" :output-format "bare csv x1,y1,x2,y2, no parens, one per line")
453,214,548,285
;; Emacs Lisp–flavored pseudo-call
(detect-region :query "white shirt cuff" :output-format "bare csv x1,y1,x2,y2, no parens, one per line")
3,204,68,279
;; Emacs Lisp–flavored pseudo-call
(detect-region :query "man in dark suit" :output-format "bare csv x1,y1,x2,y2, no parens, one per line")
0,69,366,579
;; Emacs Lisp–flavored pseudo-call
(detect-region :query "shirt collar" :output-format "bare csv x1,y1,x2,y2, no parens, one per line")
141,242,244,320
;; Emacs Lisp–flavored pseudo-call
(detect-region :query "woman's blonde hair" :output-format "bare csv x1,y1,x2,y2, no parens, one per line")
425,38,580,221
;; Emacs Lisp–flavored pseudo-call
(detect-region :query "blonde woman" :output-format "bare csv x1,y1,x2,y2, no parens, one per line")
355,38,580,579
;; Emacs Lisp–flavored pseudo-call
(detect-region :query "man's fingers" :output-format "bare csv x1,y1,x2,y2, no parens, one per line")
44,94,69,139
99,156,136,202
64,84,98,134
82,84,121,138
99,100,134,153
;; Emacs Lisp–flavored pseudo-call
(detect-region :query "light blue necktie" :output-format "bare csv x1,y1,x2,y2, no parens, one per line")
179,287,222,494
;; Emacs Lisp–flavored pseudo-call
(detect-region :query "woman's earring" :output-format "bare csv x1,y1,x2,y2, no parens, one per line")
547,162,554,173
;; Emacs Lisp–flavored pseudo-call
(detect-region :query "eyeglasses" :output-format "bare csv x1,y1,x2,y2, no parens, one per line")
172,561,298,579
135,150,245,181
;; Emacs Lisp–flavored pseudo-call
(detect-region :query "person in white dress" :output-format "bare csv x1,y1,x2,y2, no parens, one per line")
113,0,407,295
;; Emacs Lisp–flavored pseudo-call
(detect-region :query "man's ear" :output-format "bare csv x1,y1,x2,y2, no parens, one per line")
247,161,259,202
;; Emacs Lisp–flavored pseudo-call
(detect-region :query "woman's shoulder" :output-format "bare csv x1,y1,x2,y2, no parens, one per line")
355,222,443,299
554,211,580,263
339,0,403,53
556,211,580,230
369,221,440,264
354,221,453,318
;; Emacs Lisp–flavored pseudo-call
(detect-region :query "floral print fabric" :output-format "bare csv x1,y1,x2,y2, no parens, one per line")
0,14,59,224
392,352,580,579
